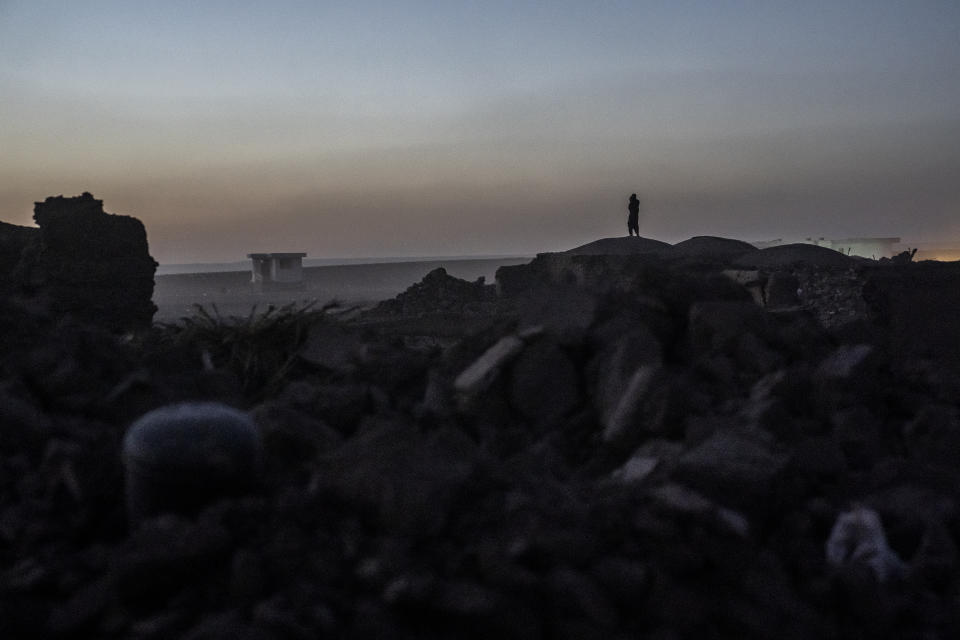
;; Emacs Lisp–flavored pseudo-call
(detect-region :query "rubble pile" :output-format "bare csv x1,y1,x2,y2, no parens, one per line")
368,267,499,318
360,267,509,344
2,238,960,638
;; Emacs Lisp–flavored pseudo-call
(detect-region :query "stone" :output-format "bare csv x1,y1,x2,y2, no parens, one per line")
764,271,801,308
297,321,364,372
686,300,771,356
863,263,960,364
739,370,796,438
902,404,960,467
495,259,546,297
508,338,580,430
601,364,661,443
825,507,906,582
454,334,524,396
280,381,370,436
250,401,342,467
0,384,51,455
722,269,766,306
546,566,619,629
608,455,659,484
588,322,663,436
830,407,883,470
789,436,847,478
514,283,599,336
910,519,958,588
182,609,277,640
127,612,189,638
649,483,751,538
316,421,477,534
674,430,787,508
229,547,267,603
813,345,882,412
589,556,652,607
734,330,784,374
816,344,875,380
436,580,501,618
115,513,232,603
46,574,115,635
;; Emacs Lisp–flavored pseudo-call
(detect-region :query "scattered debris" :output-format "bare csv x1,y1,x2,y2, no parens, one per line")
2,233,960,638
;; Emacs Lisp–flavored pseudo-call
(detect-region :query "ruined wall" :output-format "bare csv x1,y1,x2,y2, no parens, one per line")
9,193,158,329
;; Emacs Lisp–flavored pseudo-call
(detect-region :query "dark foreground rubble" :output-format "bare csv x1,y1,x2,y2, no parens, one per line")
2,245,960,639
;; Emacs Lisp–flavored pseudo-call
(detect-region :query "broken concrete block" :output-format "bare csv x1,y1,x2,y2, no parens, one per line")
723,269,766,306
649,483,750,538
816,344,875,380
765,272,801,308
589,325,663,433
508,338,580,429
601,364,660,443
454,335,524,396
298,321,364,372
674,430,787,506
608,455,659,484
825,506,906,582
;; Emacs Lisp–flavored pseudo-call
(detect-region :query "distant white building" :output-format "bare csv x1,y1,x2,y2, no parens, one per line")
752,237,901,260
248,252,306,289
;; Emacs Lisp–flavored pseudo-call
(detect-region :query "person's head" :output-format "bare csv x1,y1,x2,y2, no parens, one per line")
630,193,637,199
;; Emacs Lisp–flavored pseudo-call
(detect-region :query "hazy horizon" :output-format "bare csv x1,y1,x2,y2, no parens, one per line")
3,1,959,264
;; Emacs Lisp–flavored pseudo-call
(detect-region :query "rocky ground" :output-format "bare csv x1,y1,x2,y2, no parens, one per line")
2,242,960,638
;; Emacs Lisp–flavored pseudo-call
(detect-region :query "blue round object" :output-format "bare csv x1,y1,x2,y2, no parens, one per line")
123,402,263,523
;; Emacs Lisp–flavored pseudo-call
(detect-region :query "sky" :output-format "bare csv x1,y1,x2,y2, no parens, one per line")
2,1,959,263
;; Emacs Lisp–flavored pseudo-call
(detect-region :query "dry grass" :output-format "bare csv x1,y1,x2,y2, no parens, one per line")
158,301,343,399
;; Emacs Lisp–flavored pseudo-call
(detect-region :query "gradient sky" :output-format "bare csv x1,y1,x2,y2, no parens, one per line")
2,1,959,263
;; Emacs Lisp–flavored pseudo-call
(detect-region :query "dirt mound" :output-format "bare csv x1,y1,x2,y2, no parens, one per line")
732,243,856,268
564,236,673,255
671,235,758,260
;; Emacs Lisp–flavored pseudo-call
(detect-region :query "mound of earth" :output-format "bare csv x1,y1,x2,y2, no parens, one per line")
564,236,672,256
732,243,855,268
671,235,758,260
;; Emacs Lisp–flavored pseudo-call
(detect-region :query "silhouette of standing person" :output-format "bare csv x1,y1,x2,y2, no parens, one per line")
627,193,640,236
